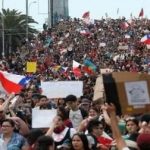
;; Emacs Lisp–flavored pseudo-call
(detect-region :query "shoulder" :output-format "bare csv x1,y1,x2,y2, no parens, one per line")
12,133,26,141
79,108,88,118
69,128,77,138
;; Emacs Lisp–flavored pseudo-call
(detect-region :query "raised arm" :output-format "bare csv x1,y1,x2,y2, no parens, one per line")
105,103,129,150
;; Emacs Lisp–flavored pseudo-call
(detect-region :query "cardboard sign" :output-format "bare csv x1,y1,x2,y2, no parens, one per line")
93,75,104,101
103,72,150,115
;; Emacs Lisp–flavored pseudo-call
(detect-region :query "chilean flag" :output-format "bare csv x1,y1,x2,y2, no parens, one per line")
0,71,31,94
73,60,82,77
141,34,150,45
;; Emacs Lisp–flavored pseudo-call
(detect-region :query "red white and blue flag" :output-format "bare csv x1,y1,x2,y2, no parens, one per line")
141,34,150,45
0,71,31,94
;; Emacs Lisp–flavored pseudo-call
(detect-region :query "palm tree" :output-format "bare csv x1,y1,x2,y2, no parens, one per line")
0,8,38,57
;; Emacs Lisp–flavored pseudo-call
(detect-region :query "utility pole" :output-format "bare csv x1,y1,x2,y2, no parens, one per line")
48,0,51,28
48,0,53,28
1,0,5,57
51,0,53,27
26,0,29,52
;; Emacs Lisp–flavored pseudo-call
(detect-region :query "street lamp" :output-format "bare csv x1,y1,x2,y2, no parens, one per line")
1,0,5,57
29,1,37,15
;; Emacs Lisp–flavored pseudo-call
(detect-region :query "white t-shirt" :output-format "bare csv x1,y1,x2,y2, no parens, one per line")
0,139,7,150
69,109,83,128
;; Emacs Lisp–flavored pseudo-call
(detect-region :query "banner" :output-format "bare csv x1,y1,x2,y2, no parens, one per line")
41,81,83,98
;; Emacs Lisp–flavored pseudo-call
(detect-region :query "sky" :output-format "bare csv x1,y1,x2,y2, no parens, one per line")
0,0,150,30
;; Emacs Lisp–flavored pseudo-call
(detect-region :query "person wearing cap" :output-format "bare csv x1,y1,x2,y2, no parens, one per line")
79,98,91,113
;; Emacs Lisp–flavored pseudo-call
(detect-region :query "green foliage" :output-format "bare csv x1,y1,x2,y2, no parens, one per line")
0,8,38,56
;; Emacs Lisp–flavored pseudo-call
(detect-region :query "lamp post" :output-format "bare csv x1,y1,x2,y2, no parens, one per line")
29,1,37,15
1,0,5,57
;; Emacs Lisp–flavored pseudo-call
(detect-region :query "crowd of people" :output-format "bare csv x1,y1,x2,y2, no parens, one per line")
0,16,150,150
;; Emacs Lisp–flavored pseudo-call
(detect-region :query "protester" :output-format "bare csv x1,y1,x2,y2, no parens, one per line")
35,135,54,150
71,132,91,150
123,117,139,142
0,119,29,150
65,95,88,129
46,115,76,149
0,15,150,150
78,106,99,132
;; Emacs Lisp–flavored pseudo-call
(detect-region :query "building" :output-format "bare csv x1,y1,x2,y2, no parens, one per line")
48,0,69,27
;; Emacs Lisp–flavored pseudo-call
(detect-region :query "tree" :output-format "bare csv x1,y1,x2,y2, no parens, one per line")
0,8,38,57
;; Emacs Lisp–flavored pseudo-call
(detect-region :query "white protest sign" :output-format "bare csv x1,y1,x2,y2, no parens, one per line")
41,81,83,98
32,109,57,128
125,81,150,105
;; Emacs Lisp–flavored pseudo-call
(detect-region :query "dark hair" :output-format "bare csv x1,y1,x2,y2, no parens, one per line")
87,119,103,133
57,98,65,107
2,119,15,127
39,95,47,100
138,144,150,150
65,95,77,102
0,98,5,103
57,106,69,120
125,117,139,126
89,106,99,114
125,117,139,135
71,133,91,150
27,129,44,145
140,114,150,123
35,135,54,150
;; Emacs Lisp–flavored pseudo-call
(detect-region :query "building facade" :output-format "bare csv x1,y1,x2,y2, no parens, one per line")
49,0,69,26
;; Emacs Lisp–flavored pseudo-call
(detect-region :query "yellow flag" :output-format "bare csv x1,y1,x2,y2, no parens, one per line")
26,62,37,73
